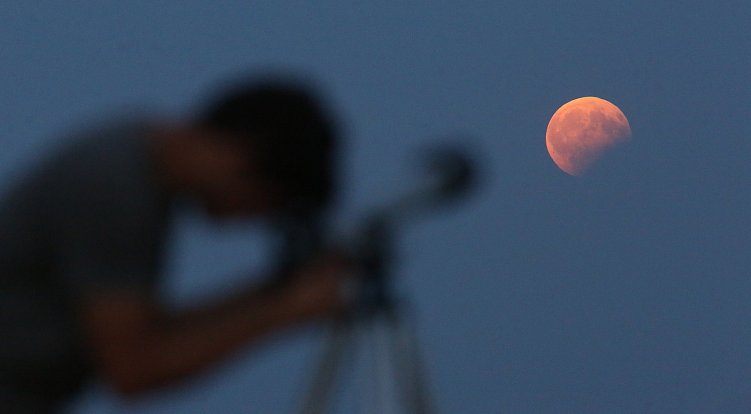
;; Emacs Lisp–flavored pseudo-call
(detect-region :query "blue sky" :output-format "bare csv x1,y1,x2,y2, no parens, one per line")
1,2,749,413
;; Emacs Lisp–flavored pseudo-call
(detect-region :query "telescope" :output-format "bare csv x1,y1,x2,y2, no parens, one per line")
368,144,476,222
272,144,476,296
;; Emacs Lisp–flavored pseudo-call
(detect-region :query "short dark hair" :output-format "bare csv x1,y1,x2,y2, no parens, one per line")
196,77,338,213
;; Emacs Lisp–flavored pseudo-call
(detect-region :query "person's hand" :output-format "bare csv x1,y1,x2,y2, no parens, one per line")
283,251,355,318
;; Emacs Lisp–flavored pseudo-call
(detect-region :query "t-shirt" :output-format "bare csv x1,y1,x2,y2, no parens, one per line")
0,121,170,412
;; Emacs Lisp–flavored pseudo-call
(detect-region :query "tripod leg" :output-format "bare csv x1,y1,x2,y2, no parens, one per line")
385,312,437,414
365,315,400,414
298,321,355,414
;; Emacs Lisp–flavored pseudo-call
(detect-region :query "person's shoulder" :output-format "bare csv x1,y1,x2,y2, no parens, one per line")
0,114,158,205
48,115,155,179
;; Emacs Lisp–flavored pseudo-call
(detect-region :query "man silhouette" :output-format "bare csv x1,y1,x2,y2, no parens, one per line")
0,76,353,412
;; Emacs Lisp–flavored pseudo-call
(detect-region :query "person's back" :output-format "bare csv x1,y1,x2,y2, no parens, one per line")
0,120,168,411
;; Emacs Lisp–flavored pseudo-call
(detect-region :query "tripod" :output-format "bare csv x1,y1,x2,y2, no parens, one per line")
297,218,437,414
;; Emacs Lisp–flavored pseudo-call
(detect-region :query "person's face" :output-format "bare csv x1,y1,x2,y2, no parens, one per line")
193,131,282,219
201,168,279,219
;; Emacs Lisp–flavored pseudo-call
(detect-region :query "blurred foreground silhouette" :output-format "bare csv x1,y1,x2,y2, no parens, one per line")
0,74,356,413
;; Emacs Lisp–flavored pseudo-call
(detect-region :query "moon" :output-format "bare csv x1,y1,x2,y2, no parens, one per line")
546,97,631,176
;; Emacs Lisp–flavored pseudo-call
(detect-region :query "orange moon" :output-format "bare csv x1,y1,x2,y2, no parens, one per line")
546,97,631,176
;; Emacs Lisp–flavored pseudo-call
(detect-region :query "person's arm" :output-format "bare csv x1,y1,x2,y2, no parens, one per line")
77,254,350,396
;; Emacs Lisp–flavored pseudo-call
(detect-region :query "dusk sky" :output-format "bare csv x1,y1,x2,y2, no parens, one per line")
1,2,749,413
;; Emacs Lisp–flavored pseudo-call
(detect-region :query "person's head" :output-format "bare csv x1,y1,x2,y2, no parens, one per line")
175,76,339,218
